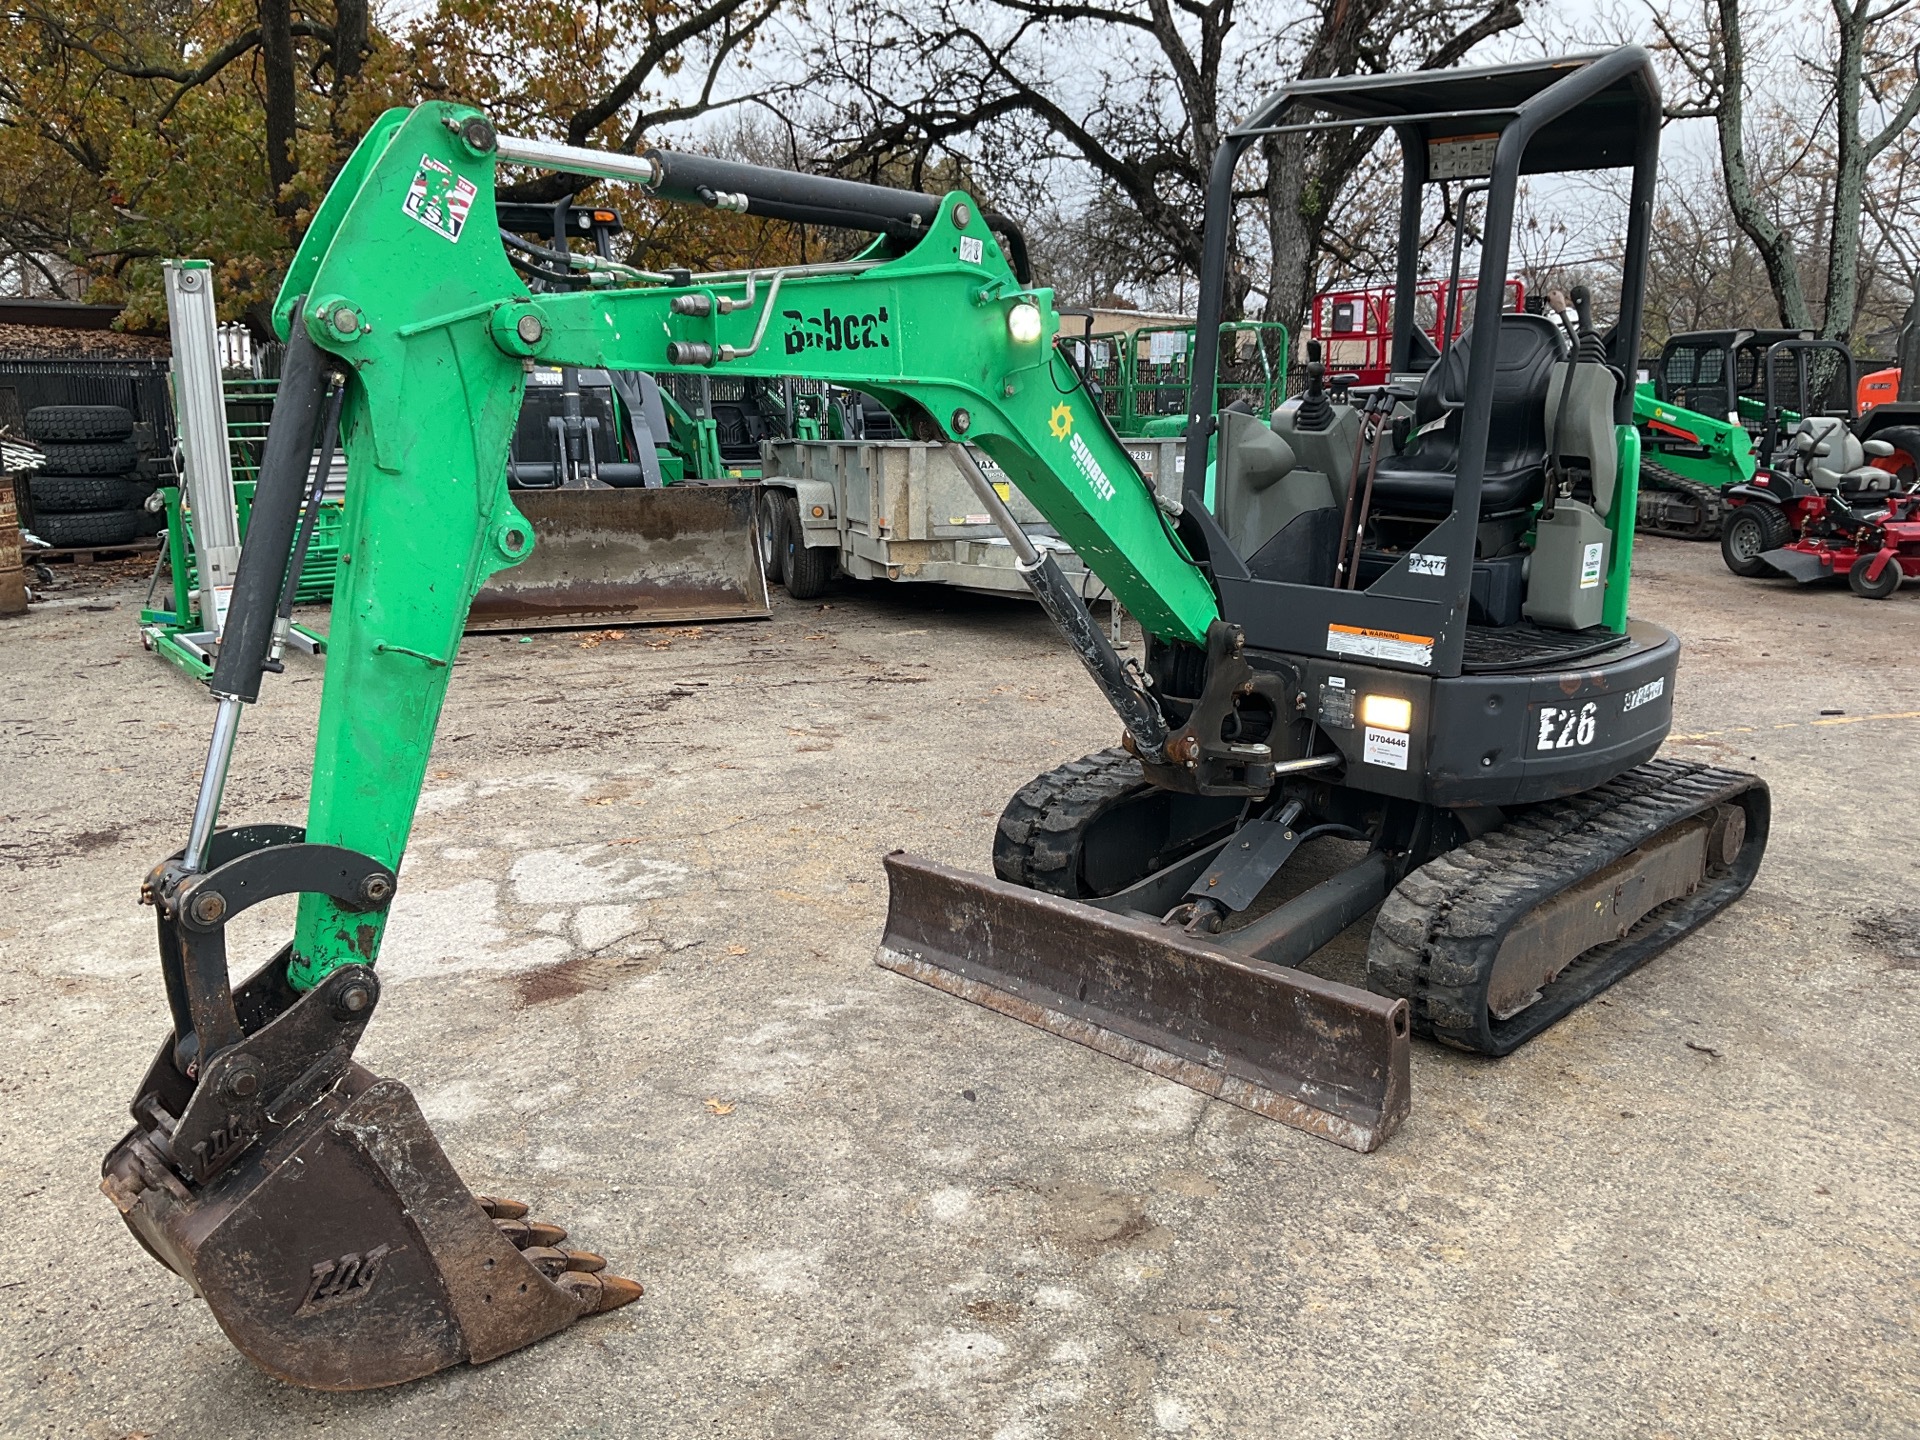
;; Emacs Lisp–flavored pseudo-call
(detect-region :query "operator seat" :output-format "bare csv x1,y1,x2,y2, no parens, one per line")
1791,415,1893,494
1369,313,1564,517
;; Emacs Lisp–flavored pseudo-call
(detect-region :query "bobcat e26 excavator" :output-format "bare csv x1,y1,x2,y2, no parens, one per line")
102,46,1767,1391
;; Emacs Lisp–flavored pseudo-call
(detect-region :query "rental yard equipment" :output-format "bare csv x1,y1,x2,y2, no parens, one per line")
1308,275,1527,390
470,201,770,630
1634,330,1920,538
103,47,1768,1391
1719,414,1917,596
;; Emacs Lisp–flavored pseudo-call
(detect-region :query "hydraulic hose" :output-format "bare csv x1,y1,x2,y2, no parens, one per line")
208,314,331,704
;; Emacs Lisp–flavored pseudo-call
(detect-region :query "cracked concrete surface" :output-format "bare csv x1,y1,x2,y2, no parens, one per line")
1,539,1916,1439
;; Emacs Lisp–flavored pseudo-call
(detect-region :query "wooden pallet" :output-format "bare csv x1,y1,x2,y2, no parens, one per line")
26,536,162,566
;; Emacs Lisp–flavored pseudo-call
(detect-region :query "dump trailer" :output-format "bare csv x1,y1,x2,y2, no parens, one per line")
759,433,1182,600
102,48,1767,1393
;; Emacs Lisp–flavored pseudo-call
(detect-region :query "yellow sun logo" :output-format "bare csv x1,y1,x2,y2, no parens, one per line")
1049,402,1073,440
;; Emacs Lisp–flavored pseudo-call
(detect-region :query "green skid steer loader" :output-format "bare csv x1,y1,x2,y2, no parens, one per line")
103,47,1766,1391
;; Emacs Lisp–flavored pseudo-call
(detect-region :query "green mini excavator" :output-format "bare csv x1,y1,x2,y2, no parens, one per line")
103,47,1767,1391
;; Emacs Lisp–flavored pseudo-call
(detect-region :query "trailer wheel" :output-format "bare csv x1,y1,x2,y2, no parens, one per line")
780,492,836,599
1848,553,1904,599
757,488,786,586
1720,504,1790,577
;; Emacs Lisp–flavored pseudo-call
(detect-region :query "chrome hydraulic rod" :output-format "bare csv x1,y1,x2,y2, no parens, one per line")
493,133,659,185
181,696,242,873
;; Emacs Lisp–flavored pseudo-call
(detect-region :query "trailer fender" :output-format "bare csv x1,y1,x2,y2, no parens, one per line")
1724,482,1786,507
759,475,839,547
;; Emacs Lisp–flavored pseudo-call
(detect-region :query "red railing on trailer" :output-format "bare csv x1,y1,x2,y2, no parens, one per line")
1309,277,1527,389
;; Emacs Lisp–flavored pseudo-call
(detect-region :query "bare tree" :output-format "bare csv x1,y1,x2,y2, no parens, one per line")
1259,0,1523,336
1656,0,1920,341
808,0,1524,328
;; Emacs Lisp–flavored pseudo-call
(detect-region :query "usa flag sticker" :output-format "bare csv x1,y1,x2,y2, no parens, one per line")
402,154,477,242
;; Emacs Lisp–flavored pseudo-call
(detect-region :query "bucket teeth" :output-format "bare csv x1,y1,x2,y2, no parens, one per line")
495,1217,569,1249
521,1245,609,1277
555,1268,644,1315
477,1194,531,1220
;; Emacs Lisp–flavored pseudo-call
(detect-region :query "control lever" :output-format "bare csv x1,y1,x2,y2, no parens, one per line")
1336,385,1416,589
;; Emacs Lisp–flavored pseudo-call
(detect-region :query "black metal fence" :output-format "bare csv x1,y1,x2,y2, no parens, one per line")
0,358,176,455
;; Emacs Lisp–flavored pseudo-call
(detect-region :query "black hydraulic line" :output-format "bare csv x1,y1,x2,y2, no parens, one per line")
945,442,1168,761
1024,551,1170,760
980,211,1034,285
262,380,344,672
643,149,1036,284
209,315,331,704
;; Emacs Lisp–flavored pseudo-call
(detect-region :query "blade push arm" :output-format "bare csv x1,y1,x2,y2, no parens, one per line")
275,103,1220,986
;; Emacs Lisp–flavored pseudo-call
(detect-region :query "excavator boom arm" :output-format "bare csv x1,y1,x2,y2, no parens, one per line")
276,104,1219,986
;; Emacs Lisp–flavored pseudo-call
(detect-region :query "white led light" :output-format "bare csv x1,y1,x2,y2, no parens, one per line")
1007,302,1044,344
1360,694,1413,731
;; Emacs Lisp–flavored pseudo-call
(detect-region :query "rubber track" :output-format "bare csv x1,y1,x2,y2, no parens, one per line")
1366,758,1768,1056
1637,460,1726,540
992,748,1146,896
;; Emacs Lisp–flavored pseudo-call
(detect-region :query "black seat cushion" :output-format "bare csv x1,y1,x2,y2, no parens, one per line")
1370,313,1564,516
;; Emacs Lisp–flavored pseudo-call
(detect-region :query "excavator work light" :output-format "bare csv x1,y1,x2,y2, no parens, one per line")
1007,302,1043,344
1360,694,1412,731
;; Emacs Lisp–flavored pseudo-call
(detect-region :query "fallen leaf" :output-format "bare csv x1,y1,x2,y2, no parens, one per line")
726,944,749,956
704,1098,735,1116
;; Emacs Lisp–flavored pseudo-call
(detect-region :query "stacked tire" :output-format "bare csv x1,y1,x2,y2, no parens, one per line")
24,405,155,549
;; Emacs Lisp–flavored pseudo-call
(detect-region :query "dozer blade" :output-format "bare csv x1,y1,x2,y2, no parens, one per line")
102,1060,640,1391
468,484,770,632
877,853,1410,1153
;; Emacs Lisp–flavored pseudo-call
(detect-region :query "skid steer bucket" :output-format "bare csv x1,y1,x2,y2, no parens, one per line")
468,484,770,632
877,854,1411,1153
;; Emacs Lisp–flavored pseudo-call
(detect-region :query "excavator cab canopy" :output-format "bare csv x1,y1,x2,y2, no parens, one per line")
1179,47,1662,679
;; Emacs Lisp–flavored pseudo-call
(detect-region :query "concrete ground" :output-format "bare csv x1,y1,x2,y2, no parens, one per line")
2,536,1917,1440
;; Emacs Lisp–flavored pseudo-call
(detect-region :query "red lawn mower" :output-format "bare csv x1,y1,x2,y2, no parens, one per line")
1721,414,1920,599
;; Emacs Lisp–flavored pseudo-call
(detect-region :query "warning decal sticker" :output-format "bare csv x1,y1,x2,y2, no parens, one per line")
1326,623,1434,668
402,154,477,242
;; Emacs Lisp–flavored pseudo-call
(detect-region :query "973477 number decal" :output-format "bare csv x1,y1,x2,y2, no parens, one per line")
1534,701,1597,752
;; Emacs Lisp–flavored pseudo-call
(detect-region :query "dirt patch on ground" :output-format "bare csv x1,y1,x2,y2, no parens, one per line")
1853,908,1920,969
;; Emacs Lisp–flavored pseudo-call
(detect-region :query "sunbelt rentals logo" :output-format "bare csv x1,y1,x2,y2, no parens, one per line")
1049,402,1116,502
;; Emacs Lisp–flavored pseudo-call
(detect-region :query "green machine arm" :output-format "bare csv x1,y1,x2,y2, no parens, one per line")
272,103,1220,987
1631,380,1759,488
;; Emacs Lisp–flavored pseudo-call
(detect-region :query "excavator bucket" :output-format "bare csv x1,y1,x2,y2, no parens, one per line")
877,854,1411,1153
467,484,770,632
103,1061,637,1391
103,827,641,1392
